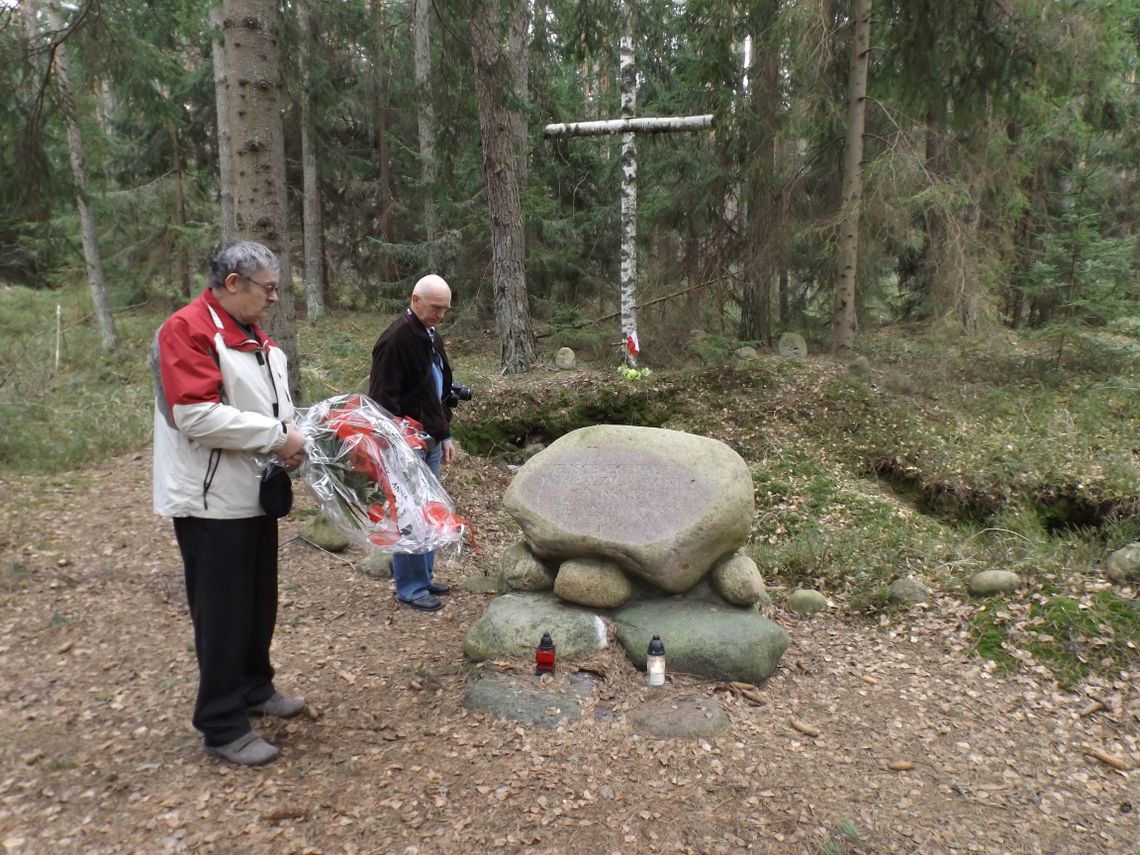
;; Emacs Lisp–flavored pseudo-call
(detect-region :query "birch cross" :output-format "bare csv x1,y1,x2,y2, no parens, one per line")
542,0,713,366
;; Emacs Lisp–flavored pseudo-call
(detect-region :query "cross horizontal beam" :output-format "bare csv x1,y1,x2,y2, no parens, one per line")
542,114,714,139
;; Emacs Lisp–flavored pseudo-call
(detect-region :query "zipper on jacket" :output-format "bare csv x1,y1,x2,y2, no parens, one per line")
202,448,221,510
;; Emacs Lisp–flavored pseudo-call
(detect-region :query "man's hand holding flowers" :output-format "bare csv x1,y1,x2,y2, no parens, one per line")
277,423,308,470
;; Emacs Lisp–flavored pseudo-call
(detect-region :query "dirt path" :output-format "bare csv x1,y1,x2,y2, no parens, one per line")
1,451,1136,854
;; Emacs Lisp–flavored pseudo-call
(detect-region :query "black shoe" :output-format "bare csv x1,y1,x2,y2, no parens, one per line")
398,593,443,612
427,582,451,596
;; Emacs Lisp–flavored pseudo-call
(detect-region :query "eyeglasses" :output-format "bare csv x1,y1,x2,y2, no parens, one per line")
238,274,280,297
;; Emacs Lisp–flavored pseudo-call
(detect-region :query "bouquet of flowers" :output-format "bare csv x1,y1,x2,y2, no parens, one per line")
293,393,469,554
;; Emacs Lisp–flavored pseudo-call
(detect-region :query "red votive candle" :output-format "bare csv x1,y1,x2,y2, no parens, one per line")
535,632,555,675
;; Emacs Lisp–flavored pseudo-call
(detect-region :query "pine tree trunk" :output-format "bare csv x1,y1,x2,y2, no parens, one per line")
210,5,236,241
739,1,782,347
45,0,117,352
470,0,536,374
832,0,871,354
219,0,300,400
371,0,394,254
170,125,192,298
414,0,438,266
18,0,51,246
619,0,638,365
298,2,325,321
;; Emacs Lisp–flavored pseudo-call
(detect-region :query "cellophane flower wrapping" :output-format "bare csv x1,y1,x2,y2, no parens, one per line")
293,393,467,554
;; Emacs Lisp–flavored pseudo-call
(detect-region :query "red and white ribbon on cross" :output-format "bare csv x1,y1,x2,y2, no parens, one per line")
626,330,640,358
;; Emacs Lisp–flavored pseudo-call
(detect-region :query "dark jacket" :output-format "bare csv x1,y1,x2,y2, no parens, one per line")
368,309,453,441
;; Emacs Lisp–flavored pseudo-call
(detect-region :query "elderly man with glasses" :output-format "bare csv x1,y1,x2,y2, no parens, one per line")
150,240,307,766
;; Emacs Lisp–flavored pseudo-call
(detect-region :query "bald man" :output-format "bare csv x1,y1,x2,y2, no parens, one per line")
367,274,459,612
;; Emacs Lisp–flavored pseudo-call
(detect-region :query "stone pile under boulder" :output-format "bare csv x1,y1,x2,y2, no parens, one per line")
463,425,789,686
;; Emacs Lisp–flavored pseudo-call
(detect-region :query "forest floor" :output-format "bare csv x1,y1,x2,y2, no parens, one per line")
2,438,1137,855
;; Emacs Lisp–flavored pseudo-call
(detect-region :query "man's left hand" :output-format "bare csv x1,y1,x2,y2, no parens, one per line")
440,438,457,464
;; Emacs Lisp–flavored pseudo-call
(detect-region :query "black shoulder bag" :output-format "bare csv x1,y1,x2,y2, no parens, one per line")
259,465,294,518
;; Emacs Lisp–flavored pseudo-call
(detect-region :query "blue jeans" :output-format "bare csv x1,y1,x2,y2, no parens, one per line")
392,441,442,601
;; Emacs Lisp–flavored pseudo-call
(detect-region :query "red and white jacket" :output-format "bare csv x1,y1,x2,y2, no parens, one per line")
150,288,294,519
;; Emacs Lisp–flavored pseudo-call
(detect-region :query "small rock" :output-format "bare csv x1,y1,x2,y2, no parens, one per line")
734,346,760,361
461,573,505,594
303,513,351,553
787,589,829,615
778,332,808,358
554,347,577,370
463,669,596,727
627,696,729,739
884,371,917,395
499,542,557,592
888,577,930,606
1105,542,1140,584
968,570,1021,596
357,551,393,580
709,552,766,606
553,557,633,609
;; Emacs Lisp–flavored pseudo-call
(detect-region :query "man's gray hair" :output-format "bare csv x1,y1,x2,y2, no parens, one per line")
207,241,280,289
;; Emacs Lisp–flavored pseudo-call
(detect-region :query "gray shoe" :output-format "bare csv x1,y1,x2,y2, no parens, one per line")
204,732,279,766
248,692,305,718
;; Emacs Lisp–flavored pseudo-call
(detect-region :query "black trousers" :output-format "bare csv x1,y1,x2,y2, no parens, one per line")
173,515,279,747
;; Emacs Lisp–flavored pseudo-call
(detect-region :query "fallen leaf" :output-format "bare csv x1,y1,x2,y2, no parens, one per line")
1083,748,1128,771
790,719,821,738
262,806,307,823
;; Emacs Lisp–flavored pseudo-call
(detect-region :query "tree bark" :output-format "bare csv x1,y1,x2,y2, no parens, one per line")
832,0,871,354
11,0,53,288
219,0,300,400
738,0,782,347
44,0,117,352
619,0,638,365
170,125,192,298
414,0,438,266
470,0,536,374
210,5,236,241
371,0,394,252
298,1,325,321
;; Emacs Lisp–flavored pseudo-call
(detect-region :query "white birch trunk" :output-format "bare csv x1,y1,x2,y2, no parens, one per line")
298,2,325,320
619,0,638,365
45,0,117,352
543,115,713,138
414,0,438,264
832,0,871,354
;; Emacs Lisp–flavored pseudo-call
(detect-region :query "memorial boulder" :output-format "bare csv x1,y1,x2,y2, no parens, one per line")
503,425,754,594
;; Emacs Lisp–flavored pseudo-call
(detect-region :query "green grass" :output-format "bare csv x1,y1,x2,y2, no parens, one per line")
969,591,1140,690
0,286,158,472
968,602,1021,674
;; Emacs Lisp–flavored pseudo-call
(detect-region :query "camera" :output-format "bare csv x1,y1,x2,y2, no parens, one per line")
444,382,473,407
